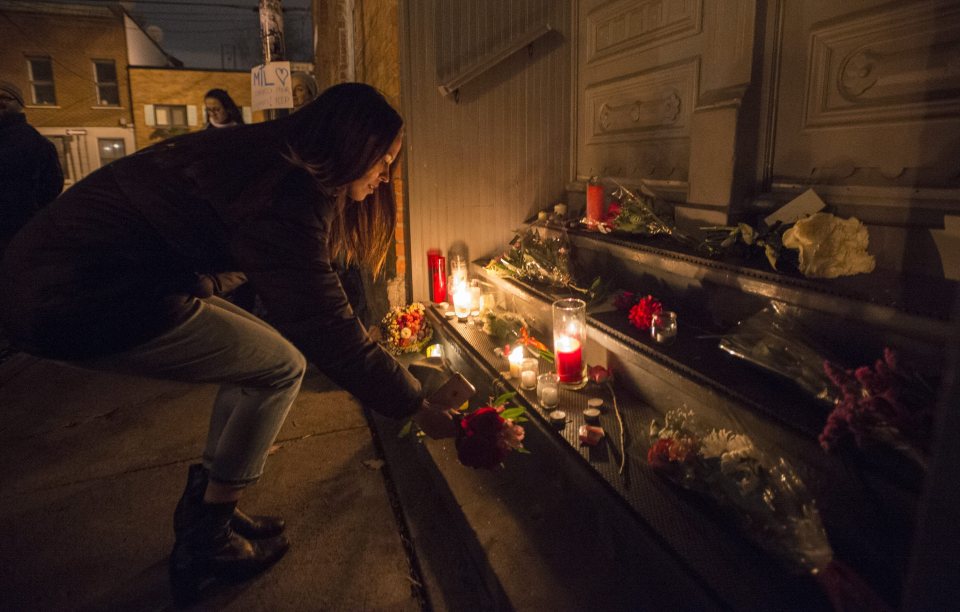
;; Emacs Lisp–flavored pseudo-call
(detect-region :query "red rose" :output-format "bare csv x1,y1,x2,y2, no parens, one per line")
647,438,674,470
461,406,505,437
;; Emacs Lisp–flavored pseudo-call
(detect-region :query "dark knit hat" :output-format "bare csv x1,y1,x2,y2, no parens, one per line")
0,81,25,106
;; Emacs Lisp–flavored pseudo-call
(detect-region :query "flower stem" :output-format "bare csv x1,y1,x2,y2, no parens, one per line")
608,381,626,474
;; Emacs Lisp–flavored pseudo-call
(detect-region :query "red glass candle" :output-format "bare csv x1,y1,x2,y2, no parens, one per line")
553,298,586,387
586,182,604,226
431,255,447,303
427,249,442,302
555,336,582,383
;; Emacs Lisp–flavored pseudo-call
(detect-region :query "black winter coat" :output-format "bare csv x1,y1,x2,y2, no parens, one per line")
0,121,423,419
0,113,63,249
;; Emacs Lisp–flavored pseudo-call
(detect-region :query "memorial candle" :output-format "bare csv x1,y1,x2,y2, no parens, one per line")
555,336,582,383
586,179,604,226
552,298,587,388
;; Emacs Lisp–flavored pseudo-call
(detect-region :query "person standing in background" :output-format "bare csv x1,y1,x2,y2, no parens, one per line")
291,71,318,111
0,80,63,255
204,88,244,129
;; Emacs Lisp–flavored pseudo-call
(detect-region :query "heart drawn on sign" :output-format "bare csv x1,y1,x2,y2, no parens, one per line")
276,67,290,87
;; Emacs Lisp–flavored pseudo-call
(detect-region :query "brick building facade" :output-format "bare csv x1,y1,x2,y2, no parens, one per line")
0,1,142,185
128,67,264,150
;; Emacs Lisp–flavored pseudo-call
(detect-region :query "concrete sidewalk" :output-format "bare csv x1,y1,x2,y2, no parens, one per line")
0,353,424,611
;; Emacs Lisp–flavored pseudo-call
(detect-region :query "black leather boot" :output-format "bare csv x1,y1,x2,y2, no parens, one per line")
169,499,289,607
174,464,285,539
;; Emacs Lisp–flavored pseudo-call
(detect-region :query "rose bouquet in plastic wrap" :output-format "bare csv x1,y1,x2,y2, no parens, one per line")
378,302,433,355
485,222,605,301
820,347,934,470
456,391,529,469
648,409,890,611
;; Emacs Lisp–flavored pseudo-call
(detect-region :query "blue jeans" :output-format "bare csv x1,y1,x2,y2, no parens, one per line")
79,296,306,486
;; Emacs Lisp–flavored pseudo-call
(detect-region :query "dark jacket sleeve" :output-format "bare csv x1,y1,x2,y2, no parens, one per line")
35,136,64,208
233,184,423,420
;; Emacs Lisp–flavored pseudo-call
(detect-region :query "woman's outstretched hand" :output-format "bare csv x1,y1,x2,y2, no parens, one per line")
412,400,459,439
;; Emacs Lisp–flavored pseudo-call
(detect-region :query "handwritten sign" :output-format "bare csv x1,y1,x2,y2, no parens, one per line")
251,61,293,111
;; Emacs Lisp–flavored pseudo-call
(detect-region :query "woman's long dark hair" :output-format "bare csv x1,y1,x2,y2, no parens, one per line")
204,88,245,125
283,82,403,276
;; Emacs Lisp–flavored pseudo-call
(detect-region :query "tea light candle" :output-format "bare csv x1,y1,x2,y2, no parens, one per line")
548,410,567,427
537,373,560,408
582,407,601,422
453,286,472,321
519,357,538,390
555,336,582,383
508,346,525,379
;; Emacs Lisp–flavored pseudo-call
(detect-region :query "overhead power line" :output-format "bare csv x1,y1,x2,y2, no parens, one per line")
28,0,308,12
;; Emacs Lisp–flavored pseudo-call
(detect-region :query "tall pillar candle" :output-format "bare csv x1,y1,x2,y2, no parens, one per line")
586,180,604,226
552,298,587,387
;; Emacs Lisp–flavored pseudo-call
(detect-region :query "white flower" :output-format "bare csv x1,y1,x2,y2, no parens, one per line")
701,429,734,459
400,327,412,339
782,212,875,278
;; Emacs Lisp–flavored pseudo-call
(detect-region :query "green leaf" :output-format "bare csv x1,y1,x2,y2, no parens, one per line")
493,391,517,407
397,419,414,438
516,447,532,454
500,407,526,420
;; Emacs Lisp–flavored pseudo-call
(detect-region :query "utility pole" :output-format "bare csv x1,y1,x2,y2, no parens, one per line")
259,0,287,119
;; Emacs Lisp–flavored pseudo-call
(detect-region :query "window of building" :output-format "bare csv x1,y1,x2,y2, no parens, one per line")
45,136,72,182
27,57,56,105
98,138,126,165
92,60,120,106
154,104,188,127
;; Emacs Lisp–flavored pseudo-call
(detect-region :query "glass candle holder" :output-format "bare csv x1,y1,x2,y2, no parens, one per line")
553,298,587,388
537,372,560,409
452,286,472,321
650,311,678,344
430,254,446,303
508,346,525,379
519,357,539,390
449,254,468,290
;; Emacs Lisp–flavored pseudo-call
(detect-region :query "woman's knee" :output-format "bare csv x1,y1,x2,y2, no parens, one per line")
273,344,307,390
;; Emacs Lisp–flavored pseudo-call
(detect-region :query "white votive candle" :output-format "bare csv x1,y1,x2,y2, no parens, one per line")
508,346,524,379
519,357,538,390
453,287,471,321
540,386,558,407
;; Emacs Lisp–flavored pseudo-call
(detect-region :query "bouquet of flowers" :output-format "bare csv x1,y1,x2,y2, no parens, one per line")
379,302,433,355
649,409,889,611
700,212,875,279
486,222,606,302
481,309,554,363
698,221,794,270
456,391,529,469
820,347,934,469
596,181,674,237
